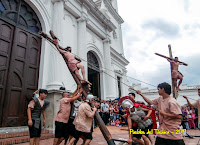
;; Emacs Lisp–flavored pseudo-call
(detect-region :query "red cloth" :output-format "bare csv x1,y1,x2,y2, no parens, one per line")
114,108,119,114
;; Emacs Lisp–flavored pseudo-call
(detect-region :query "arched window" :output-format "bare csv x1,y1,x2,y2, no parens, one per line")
87,51,101,99
0,0,42,34
87,51,100,72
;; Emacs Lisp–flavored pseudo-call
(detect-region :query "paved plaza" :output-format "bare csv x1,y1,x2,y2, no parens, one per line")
19,126,200,145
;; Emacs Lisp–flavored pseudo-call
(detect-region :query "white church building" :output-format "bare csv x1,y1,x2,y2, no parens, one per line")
39,0,130,100
0,0,129,128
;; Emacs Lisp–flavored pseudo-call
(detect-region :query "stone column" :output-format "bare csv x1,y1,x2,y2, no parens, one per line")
103,35,115,99
122,69,128,96
46,0,64,90
76,10,88,79
45,90,63,133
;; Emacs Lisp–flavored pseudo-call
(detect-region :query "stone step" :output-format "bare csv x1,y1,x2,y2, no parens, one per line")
0,133,54,145
0,126,28,134
0,130,49,139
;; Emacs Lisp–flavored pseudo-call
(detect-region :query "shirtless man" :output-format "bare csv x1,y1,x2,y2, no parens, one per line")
167,57,184,91
53,39,91,85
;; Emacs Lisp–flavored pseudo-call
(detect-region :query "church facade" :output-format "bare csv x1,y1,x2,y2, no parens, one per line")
0,0,129,127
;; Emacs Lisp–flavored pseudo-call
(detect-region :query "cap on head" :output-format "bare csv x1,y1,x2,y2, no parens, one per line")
85,93,95,102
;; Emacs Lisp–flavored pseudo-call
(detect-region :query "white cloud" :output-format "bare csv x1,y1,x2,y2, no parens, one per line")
118,0,200,89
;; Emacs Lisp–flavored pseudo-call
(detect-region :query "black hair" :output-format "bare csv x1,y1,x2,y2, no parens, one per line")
129,92,135,97
157,82,171,95
62,92,70,97
95,100,101,103
39,89,48,95
63,46,71,51
198,89,200,91
66,46,71,51
175,57,178,59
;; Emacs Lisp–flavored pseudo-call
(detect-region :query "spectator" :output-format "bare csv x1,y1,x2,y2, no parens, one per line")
115,119,120,127
101,100,109,125
187,107,195,129
194,107,198,128
110,111,114,121
113,104,119,120
110,119,115,126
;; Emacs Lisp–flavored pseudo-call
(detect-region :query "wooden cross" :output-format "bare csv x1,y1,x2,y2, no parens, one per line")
40,31,115,145
155,44,188,98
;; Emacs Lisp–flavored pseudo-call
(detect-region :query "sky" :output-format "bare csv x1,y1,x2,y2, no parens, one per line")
117,0,200,89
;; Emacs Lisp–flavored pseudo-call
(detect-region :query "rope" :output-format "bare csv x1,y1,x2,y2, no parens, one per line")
45,39,157,87
45,39,199,102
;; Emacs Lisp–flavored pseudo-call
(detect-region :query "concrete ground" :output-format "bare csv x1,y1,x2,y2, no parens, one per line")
20,126,200,145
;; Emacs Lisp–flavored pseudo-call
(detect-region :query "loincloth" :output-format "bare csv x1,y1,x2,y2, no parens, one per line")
68,59,80,72
172,70,183,79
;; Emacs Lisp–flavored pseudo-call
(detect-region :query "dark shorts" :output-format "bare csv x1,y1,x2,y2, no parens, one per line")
68,118,76,137
55,121,69,138
28,120,41,138
132,124,153,139
155,137,185,145
77,131,93,140
71,127,92,141
132,126,142,139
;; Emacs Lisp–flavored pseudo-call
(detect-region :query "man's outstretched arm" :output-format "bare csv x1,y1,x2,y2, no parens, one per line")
53,39,66,54
136,90,153,105
69,88,83,102
183,96,195,108
167,58,174,63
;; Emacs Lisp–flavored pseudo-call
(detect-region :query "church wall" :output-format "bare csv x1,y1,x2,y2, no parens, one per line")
87,12,107,39
27,0,53,90
27,0,129,99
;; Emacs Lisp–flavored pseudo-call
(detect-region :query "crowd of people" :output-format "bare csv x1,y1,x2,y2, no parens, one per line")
98,99,127,127
181,105,198,130
27,83,200,145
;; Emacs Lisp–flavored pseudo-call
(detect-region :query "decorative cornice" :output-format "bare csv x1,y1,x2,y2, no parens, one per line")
103,37,111,44
79,0,116,32
110,47,129,66
114,70,123,75
76,15,88,22
94,0,124,24
51,0,63,4
104,0,124,24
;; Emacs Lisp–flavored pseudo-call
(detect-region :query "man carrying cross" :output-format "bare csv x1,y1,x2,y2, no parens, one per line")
166,57,184,91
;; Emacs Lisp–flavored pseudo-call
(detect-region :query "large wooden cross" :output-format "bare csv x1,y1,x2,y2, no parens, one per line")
155,44,188,98
40,31,115,145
